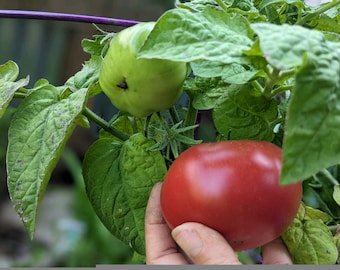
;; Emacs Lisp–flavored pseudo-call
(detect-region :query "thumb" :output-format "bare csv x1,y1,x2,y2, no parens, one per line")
171,222,241,265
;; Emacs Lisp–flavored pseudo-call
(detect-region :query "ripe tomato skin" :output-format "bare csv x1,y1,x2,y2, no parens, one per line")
160,140,302,251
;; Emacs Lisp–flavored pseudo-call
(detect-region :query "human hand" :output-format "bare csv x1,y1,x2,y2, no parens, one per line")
145,182,293,265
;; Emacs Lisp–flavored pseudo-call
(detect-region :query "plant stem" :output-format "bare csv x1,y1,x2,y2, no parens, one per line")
251,80,264,94
144,114,153,139
0,10,140,26
271,85,293,97
215,0,229,11
320,169,340,185
13,92,27,99
183,95,198,140
169,106,181,125
270,117,284,128
263,68,280,98
82,107,130,141
298,0,340,26
328,225,339,234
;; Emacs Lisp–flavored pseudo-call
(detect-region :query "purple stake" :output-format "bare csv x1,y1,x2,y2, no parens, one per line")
0,10,141,27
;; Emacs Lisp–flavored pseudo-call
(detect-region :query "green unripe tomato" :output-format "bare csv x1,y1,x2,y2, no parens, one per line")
99,22,188,117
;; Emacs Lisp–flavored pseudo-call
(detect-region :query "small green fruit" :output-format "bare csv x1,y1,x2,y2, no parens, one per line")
99,22,187,117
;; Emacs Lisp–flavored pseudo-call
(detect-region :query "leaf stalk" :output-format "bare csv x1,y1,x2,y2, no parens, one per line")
82,107,130,141
183,95,198,140
215,0,229,12
298,0,340,26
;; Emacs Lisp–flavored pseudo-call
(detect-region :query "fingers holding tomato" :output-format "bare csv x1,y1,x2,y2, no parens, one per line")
160,140,302,251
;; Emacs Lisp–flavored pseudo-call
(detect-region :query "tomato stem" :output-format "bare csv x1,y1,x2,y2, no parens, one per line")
279,69,296,80
82,107,130,141
183,95,198,142
169,106,181,125
129,116,139,134
297,0,340,26
144,114,153,139
270,85,293,97
270,117,284,128
263,67,280,98
320,169,340,185
215,0,229,11
13,92,27,99
328,225,339,234
251,80,264,94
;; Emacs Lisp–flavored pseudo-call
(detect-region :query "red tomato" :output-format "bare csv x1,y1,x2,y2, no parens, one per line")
160,140,302,251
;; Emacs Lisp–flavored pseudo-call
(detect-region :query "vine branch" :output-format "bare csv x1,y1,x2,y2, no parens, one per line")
215,0,229,11
82,107,130,141
298,0,340,26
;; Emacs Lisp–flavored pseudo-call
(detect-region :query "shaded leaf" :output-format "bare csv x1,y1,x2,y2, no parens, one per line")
213,84,277,141
191,77,229,110
83,133,167,255
281,43,340,184
191,61,260,84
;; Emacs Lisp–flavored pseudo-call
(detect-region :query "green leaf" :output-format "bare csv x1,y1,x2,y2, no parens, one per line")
334,184,340,206
229,0,261,20
0,61,29,118
281,43,340,185
83,133,167,255
213,84,278,141
1,60,19,82
250,23,326,70
314,14,340,35
191,61,261,84
304,205,332,223
281,203,338,264
138,7,253,64
176,0,231,11
191,77,229,110
258,0,305,11
231,0,257,12
222,65,261,84
6,84,88,238
282,219,338,264
65,56,102,93
81,32,112,57
335,233,340,264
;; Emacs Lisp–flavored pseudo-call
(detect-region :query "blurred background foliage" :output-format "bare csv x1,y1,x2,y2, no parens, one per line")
0,0,175,266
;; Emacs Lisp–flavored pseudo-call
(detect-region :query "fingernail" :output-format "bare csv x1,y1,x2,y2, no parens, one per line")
172,225,203,257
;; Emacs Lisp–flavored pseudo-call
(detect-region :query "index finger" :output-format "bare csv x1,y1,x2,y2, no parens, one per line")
262,237,293,264
145,182,187,264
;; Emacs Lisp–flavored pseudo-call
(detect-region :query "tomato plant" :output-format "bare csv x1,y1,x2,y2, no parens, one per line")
160,140,302,251
1,0,340,265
